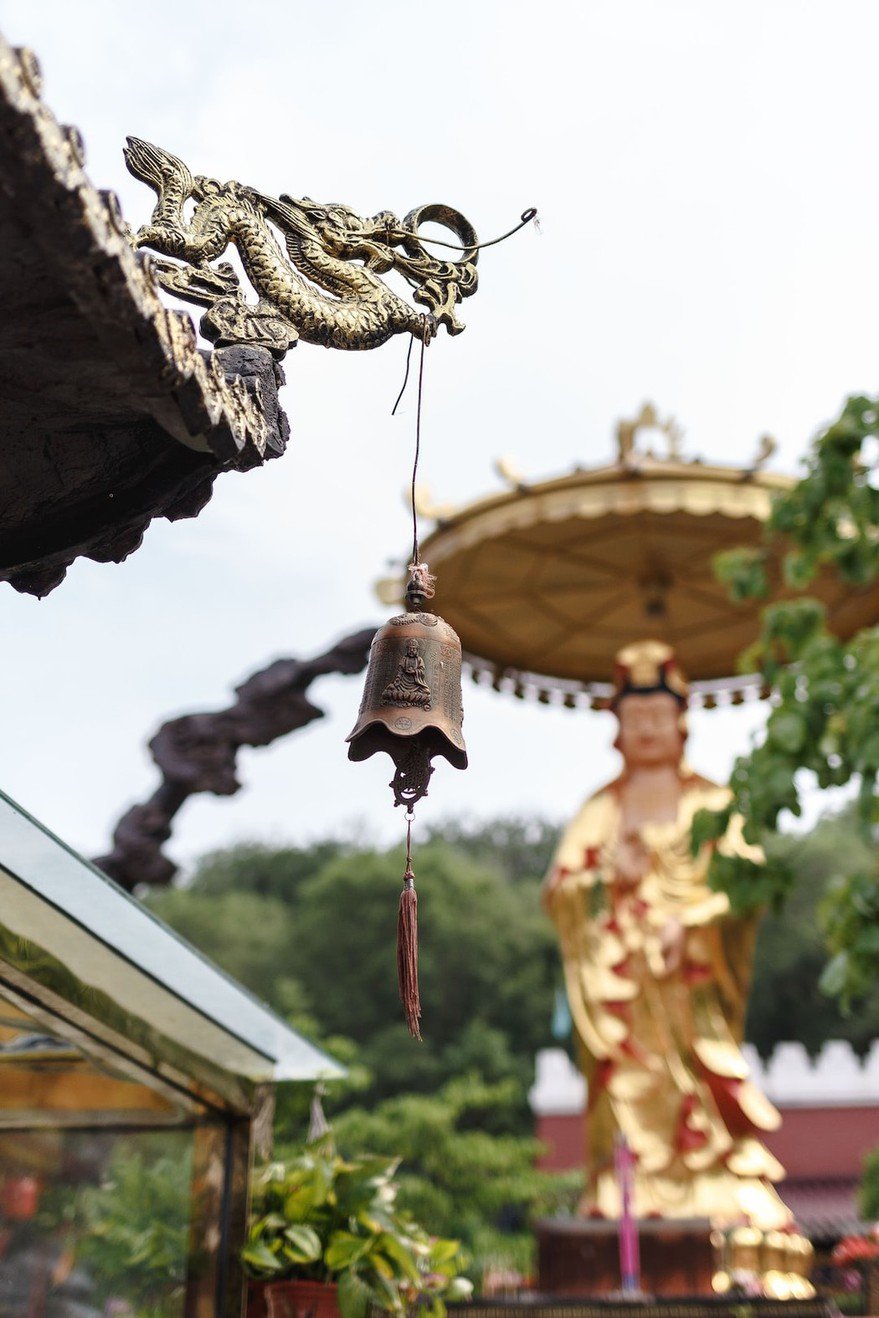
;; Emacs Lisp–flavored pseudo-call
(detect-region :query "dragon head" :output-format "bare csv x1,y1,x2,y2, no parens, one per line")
277,196,398,268
277,197,480,334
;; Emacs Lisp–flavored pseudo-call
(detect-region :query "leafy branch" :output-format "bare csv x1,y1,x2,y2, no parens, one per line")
700,393,879,1002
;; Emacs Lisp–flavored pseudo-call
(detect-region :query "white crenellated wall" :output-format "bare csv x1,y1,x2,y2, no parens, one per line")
747,1040,879,1106
529,1041,879,1115
530,1047,587,1115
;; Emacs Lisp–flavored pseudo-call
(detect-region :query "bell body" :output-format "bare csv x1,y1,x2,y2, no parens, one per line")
346,611,467,770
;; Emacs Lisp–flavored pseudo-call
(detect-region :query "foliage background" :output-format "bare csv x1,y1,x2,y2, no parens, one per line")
704,396,879,1007
144,809,879,1270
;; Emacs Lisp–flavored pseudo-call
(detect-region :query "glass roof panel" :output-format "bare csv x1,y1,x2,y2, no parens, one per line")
0,791,341,1085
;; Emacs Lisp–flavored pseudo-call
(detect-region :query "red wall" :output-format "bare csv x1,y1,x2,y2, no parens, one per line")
536,1106,879,1177
766,1106,879,1177
536,1113,585,1172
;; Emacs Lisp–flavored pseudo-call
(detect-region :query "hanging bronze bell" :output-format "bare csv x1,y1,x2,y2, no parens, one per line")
346,597,467,810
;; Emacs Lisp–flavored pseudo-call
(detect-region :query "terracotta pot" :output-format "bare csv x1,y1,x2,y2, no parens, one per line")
1,1176,40,1221
246,1279,340,1318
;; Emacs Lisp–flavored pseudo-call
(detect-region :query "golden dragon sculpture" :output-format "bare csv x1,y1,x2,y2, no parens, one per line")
124,137,479,357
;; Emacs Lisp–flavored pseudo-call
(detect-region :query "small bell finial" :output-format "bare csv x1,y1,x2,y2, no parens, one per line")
404,561,436,613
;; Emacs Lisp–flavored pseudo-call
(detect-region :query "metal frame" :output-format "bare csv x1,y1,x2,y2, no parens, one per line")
0,788,340,1315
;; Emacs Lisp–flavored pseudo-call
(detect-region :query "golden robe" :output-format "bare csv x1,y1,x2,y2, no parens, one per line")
545,770,791,1229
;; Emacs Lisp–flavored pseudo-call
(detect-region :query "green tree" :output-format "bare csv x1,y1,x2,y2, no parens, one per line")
422,817,558,887
748,808,879,1057
147,813,879,1095
698,394,879,1217
186,839,344,902
68,1137,191,1312
148,887,301,1010
144,814,879,1256
698,393,879,1003
149,831,559,1120
286,840,555,1092
327,1074,577,1277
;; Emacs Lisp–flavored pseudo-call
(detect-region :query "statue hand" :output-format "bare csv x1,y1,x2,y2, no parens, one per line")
541,866,574,913
659,916,685,975
614,831,649,889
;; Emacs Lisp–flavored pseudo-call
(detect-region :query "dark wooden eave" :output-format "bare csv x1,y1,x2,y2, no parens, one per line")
0,36,289,597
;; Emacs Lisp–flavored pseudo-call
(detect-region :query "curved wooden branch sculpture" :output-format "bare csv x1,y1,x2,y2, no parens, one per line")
94,627,376,891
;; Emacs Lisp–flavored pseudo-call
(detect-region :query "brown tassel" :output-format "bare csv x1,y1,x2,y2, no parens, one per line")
397,862,422,1040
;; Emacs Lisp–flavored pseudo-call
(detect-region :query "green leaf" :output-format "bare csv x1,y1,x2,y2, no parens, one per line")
690,805,732,856
428,1238,463,1267
355,1207,395,1235
713,547,768,601
252,1212,287,1237
325,1231,372,1271
768,711,808,755
241,1241,285,1276
783,551,817,591
283,1224,323,1263
819,951,849,998
371,1252,396,1281
376,1232,419,1282
337,1269,371,1318
363,1269,404,1312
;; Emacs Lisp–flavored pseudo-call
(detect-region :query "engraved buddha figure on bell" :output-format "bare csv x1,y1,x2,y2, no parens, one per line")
382,639,432,710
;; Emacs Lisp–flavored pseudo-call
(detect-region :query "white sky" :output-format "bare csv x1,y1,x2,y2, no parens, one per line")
0,0,874,870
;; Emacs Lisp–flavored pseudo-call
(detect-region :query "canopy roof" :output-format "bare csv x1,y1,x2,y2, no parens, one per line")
396,442,879,704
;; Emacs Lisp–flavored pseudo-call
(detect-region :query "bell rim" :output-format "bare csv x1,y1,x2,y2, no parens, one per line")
346,715,467,771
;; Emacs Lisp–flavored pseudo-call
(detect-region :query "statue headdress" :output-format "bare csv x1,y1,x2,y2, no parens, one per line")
610,640,689,710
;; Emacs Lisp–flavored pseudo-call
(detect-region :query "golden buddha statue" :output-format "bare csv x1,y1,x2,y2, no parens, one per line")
543,640,792,1232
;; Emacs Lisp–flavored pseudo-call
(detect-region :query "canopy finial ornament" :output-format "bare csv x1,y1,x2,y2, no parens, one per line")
616,401,684,466
411,484,458,523
494,455,529,490
750,433,778,473
123,137,480,358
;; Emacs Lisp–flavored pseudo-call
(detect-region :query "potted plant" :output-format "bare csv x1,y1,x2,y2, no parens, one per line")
832,1231,879,1314
242,1136,473,1318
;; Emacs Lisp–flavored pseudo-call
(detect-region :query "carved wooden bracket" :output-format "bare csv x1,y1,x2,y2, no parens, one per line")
0,40,289,596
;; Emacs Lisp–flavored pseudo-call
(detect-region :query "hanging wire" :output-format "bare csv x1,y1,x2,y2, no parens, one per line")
391,334,415,417
410,329,427,568
395,337,432,1042
405,809,414,867
392,206,537,410
413,207,538,254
